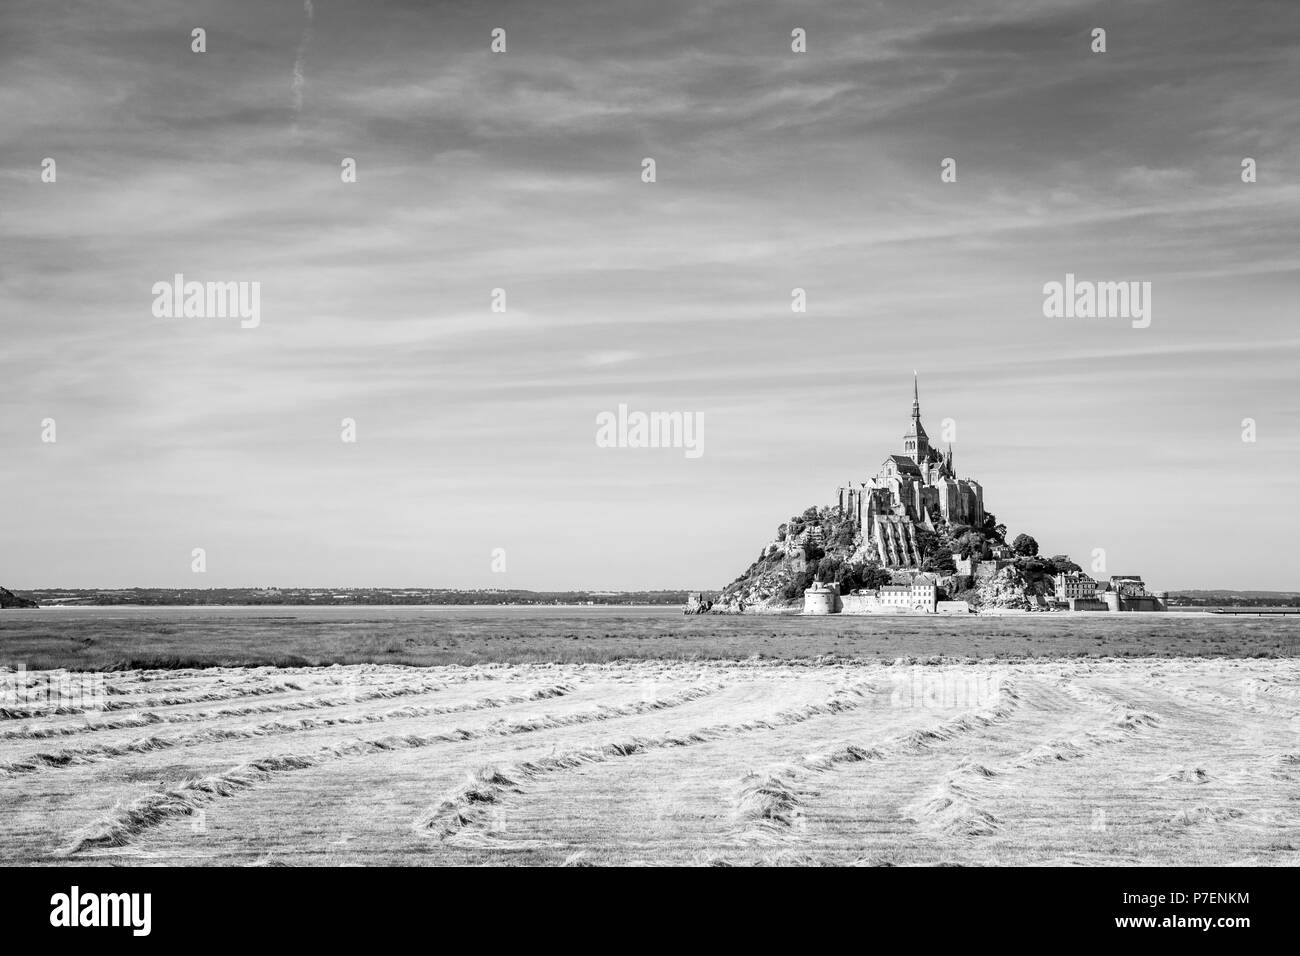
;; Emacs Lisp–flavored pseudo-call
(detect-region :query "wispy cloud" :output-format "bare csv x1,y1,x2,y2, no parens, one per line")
291,0,314,119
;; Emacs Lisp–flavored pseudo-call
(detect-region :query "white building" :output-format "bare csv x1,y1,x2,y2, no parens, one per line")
833,579,938,615
1054,571,1097,602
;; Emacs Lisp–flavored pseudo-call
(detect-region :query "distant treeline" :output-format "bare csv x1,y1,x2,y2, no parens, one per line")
20,588,694,607
1167,594,1300,608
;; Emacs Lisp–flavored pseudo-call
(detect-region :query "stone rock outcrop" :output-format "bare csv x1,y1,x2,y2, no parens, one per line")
711,504,861,613
0,587,38,609
976,567,1042,612
683,592,713,615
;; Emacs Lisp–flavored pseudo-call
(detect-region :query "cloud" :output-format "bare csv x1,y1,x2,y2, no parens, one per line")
1,0,1298,590
583,351,641,368
291,0,314,117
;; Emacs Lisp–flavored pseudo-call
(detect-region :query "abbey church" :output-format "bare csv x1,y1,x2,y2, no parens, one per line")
837,377,985,568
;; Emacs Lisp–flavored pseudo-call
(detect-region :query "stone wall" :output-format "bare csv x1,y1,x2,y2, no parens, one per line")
840,594,875,615
936,600,972,614
1068,597,1108,611
974,559,1016,582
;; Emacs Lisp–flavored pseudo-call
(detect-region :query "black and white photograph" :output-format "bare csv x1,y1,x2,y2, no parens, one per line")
1,0,1295,937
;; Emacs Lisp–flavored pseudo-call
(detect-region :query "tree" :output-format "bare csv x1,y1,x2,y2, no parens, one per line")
913,527,940,560
831,523,856,547
1012,533,1039,557
816,555,845,582
1014,556,1052,589
922,551,956,574
857,564,893,591
802,506,820,521
980,514,1007,543
955,531,986,559
780,567,818,602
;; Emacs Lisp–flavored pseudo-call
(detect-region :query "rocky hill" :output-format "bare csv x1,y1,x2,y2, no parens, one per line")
711,502,1058,614
0,587,39,609
713,504,889,613
976,566,1046,611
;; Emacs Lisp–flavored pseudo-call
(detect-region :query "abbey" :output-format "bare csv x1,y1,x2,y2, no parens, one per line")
836,376,985,568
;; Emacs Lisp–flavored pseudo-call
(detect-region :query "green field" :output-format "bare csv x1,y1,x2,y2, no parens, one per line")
1,607,1297,670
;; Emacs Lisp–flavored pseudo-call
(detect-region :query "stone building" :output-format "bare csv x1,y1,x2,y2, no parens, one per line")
837,577,938,615
802,580,843,615
837,376,984,568
1109,575,1147,597
1100,576,1167,612
954,553,1016,580
1055,571,1098,602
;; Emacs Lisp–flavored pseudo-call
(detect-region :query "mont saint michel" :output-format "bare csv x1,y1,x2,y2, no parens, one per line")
705,377,1166,616
3,0,1296,900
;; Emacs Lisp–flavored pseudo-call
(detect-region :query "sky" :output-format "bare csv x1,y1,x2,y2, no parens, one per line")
2,0,1299,591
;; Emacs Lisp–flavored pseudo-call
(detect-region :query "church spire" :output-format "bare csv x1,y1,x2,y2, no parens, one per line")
903,372,929,463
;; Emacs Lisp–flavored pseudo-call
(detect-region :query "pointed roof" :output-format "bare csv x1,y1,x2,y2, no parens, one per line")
884,454,921,476
905,373,928,442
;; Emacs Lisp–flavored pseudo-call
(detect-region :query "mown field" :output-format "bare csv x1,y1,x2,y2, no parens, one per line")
2,656,1298,866
0,607,1297,669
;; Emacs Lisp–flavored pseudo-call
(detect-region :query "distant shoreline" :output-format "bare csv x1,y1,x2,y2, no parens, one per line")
12,602,685,611
4,588,696,610
8,605,1293,618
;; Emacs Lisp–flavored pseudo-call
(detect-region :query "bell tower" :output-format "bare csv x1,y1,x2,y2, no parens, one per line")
902,372,930,463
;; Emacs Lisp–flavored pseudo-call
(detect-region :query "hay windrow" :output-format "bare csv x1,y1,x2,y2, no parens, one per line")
909,684,1164,839
1,683,575,776
417,680,878,842
1166,805,1247,828
912,777,1003,837
1161,767,1213,784
1,680,308,721
60,683,720,855
727,676,1023,843
733,772,808,838
2,676,463,738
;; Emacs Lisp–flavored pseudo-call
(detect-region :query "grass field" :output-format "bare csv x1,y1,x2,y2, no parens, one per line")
3,655,1298,866
1,606,1298,669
